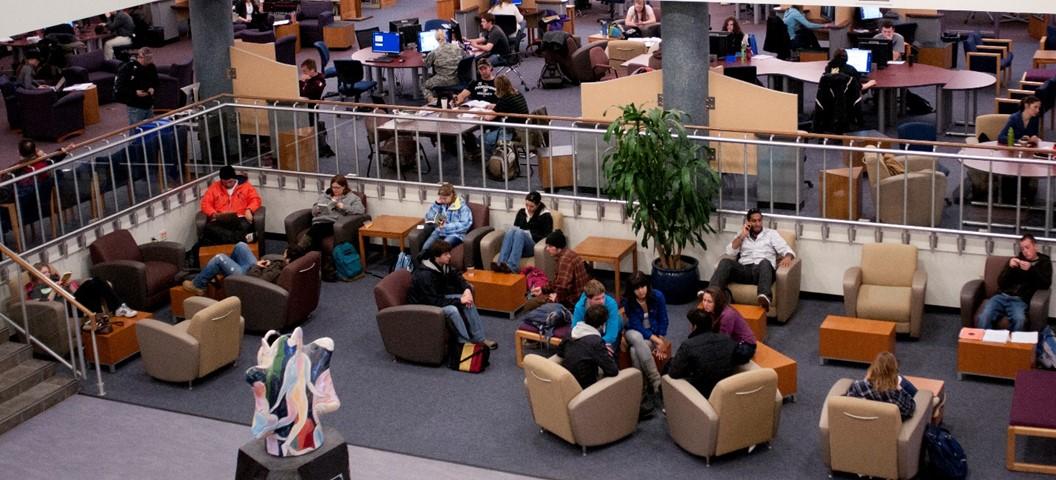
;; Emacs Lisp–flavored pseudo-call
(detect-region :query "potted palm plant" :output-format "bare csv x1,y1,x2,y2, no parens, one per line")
602,104,720,304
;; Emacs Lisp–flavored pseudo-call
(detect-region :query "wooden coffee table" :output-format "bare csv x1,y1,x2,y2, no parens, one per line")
957,338,1034,380
198,242,259,270
463,270,526,319
904,375,946,425
819,315,896,365
83,311,151,372
357,215,423,272
732,304,767,341
1033,50,1056,69
573,236,637,297
753,342,797,401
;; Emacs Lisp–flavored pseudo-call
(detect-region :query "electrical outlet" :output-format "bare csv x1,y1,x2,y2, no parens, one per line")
158,230,168,241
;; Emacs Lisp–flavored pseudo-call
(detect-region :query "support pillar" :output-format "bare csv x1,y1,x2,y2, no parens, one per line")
661,2,711,126
189,0,234,99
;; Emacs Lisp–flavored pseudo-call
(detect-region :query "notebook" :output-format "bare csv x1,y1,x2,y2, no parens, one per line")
982,329,1010,344
958,327,984,340
1011,331,1039,344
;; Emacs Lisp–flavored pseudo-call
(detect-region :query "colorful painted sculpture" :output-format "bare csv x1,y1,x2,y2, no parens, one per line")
245,327,339,457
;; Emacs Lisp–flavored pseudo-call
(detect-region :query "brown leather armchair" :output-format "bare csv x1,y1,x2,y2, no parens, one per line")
284,191,370,258
136,296,244,388
960,256,1051,332
224,251,321,333
373,270,449,366
723,229,801,323
88,229,183,311
570,40,609,83
406,201,493,270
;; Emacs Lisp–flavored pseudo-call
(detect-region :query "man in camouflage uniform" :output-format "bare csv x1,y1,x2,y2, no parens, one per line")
422,29,465,103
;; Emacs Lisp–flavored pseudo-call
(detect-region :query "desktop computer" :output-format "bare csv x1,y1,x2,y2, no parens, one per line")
845,48,873,75
389,18,421,49
372,31,402,61
418,29,451,54
857,38,893,69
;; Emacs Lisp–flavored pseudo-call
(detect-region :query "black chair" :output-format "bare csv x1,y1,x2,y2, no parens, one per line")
494,14,523,56
240,29,276,44
723,65,762,86
275,35,297,65
355,27,380,51
432,56,476,99
812,73,863,134
763,15,792,60
422,19,449,32
334,60,377,101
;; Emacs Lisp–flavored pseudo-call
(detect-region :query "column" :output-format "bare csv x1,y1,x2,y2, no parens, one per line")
189,0,234,99
661,1,710,126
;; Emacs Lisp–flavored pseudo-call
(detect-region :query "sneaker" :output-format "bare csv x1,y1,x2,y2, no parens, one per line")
245,232,255,243
115,303,137,318
757,294,771,311
182,280,205,296
482,339,499,350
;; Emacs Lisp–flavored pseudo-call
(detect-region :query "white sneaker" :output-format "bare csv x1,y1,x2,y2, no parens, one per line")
245,232,255,243
116,303,137,318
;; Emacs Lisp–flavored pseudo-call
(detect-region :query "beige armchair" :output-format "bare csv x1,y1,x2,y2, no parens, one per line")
965,113,1009,144
136,297,244,388
861,149,947,227
819,378,933,479
479,211,564,279
522,354,642,455
661,369,782,464
723,229,801,323
4,274,77,358
843,243,926,338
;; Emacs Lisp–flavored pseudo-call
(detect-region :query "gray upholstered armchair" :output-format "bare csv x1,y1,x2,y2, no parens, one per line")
5,274,77,358
819,378,933,479
661,369,782,464
843,243,926,338
960,255,1051,332
136,297,244,388
373,269,449,366
88,229,183,310
224,251,321,333
861,148,947,227
479,210,563,279
722,229,801,323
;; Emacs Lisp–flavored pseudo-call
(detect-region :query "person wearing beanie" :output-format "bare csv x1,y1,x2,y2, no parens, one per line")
545,230,590,309
199,165,262,245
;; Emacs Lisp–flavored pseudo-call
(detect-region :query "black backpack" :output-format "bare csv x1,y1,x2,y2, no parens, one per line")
923,424,968,479
113,61,136,104
539,62,569,89
522,303,571,345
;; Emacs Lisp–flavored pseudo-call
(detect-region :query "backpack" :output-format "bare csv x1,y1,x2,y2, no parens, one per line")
539,62,569,89
448,340,490,373
922,424,968,480
392,251,413,272
113,61,136,104
522,303,571,345
331,242,363,280
1038,325,1056,369
486,140,520,180
906,91,934,115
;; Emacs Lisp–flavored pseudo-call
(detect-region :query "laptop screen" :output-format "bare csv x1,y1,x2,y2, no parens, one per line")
845,48,872,74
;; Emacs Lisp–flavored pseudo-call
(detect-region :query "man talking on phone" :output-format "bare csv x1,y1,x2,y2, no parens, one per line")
708,208,795,311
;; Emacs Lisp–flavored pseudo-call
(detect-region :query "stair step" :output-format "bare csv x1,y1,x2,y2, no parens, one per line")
0,324,10,344
0,343,32,374
0,375,79,436
0,359,56,404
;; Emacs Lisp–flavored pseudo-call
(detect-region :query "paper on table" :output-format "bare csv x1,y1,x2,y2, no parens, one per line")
1011,331,1039,344
752,54,774,60
958,327,984,340
888,60,906,65
982,329,1009,343
463,100,492,109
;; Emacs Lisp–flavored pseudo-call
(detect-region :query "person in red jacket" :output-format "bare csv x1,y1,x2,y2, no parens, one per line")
200,165,262,245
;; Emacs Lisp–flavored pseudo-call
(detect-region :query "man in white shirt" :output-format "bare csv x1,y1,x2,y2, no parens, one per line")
709,209,795,310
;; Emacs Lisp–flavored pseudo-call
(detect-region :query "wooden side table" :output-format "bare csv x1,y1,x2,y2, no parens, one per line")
573,236,637,297
732,304,767,341
753,342,797,401
83,311,151,372
957,338,1034,380
463,270,526,319
169,284,225,318
1032,50,1056,69
819,315,896,365
904,375,946,424
357,215,423,272
81,84,100,125
820,166,863,220
323,21,356,50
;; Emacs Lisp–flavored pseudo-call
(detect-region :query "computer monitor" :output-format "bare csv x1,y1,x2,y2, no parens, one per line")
858,37,893,69
390,18,421,48
418,29,450,53
372,31,402,55
709,31,733,58
845,48,872,74
859,7,883,21
449,21,464,43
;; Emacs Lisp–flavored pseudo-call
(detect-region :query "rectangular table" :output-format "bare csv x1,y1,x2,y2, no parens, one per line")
83,311,151,372
957,338,1034,380
904,375,946,425
463,270,526,319
819,315,896,365
753,342,797,401
357,215,422,272
573,236,637,298
731,304,767,341
1032,50,1056,69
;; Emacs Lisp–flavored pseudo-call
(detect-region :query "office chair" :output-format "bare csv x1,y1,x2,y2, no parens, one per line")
896,122,937,152
313,41,337,78
333,60,377,101
422,19,449,32
432,56,476,99
494,14,524,58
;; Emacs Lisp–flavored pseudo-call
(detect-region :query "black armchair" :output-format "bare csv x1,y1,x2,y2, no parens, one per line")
298,1,334,47
275,35,297,66
63,50,121,104
18,89,84,142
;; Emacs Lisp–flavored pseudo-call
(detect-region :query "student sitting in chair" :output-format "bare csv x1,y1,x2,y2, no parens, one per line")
558,303,619,388
199,165,263,246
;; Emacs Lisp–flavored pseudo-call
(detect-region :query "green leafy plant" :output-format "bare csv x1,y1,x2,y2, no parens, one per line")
602,104,720,270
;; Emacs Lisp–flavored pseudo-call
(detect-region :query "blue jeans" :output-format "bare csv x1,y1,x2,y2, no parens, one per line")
483,128,513,160
192,242,257,288
421,229,463,253
127,106,153,125
976,292,1028,331
443,294,485,343
497,229,534,271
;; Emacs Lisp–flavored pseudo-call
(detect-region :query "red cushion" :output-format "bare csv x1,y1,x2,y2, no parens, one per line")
1024,68,1056,83
1010,370,1056,429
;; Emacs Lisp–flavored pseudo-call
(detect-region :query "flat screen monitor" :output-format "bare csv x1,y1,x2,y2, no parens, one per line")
418,29,451,53
709,31,732,58
390,18,421,47
859,7,883,21
845,48,872,74
858,37,893,68
373,31,402,54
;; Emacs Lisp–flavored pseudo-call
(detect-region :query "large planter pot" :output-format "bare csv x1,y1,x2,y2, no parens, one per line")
650,256,700,305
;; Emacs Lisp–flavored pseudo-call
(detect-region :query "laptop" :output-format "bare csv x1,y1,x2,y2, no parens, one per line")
48,76,66,92
213,212,240,225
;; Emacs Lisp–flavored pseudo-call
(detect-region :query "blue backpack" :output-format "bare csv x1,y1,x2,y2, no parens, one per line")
923,424,967,479
332,242,362,280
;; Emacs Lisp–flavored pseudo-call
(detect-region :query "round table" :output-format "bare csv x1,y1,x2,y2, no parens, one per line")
349,48,425,105
959,141,1056,232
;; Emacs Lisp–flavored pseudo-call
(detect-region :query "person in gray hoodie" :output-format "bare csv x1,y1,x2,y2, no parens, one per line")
304,174,365,251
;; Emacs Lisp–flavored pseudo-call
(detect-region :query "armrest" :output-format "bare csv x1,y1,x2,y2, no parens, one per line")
319,11,334,26
478,228,506,269
195,211,207,238
976,45,1008,56
1008,88,1034,97
406,224,434,259
224,275,288,332
62,66,88,84
897,389,934,478
462,226,496,269
981,38,1012,49
135,319,200,382
91,260,147,307
774,256,802,323
568,368,643,447
842,267,862,317
959,279,985,327
284,208,313,244
1028,288,1051,332
103,59,122,73
333,213,371,246
140,241,185,267
183,296,218,319
54,91,84,110
910,269,927,338
818,378,855,467
1020,80,1044,89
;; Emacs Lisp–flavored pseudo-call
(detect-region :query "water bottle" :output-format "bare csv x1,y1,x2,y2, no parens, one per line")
1007,127,1015,147
740,44,747,64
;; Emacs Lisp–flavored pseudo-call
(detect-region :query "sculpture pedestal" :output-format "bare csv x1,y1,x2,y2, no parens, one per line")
235,426,349,480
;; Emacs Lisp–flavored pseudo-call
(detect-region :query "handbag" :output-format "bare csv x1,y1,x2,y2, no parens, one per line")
448,341,490,373
81,312,113,335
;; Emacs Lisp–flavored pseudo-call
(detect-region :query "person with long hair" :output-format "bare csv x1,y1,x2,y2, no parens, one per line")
845,351,918,419
697,286,757,362
623,272,668,396
722,16,750,50
482,75,528,159
303,174,365,251
492,191,553,272
825,48,876,90
625,0,657,30
998,95,1043,146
